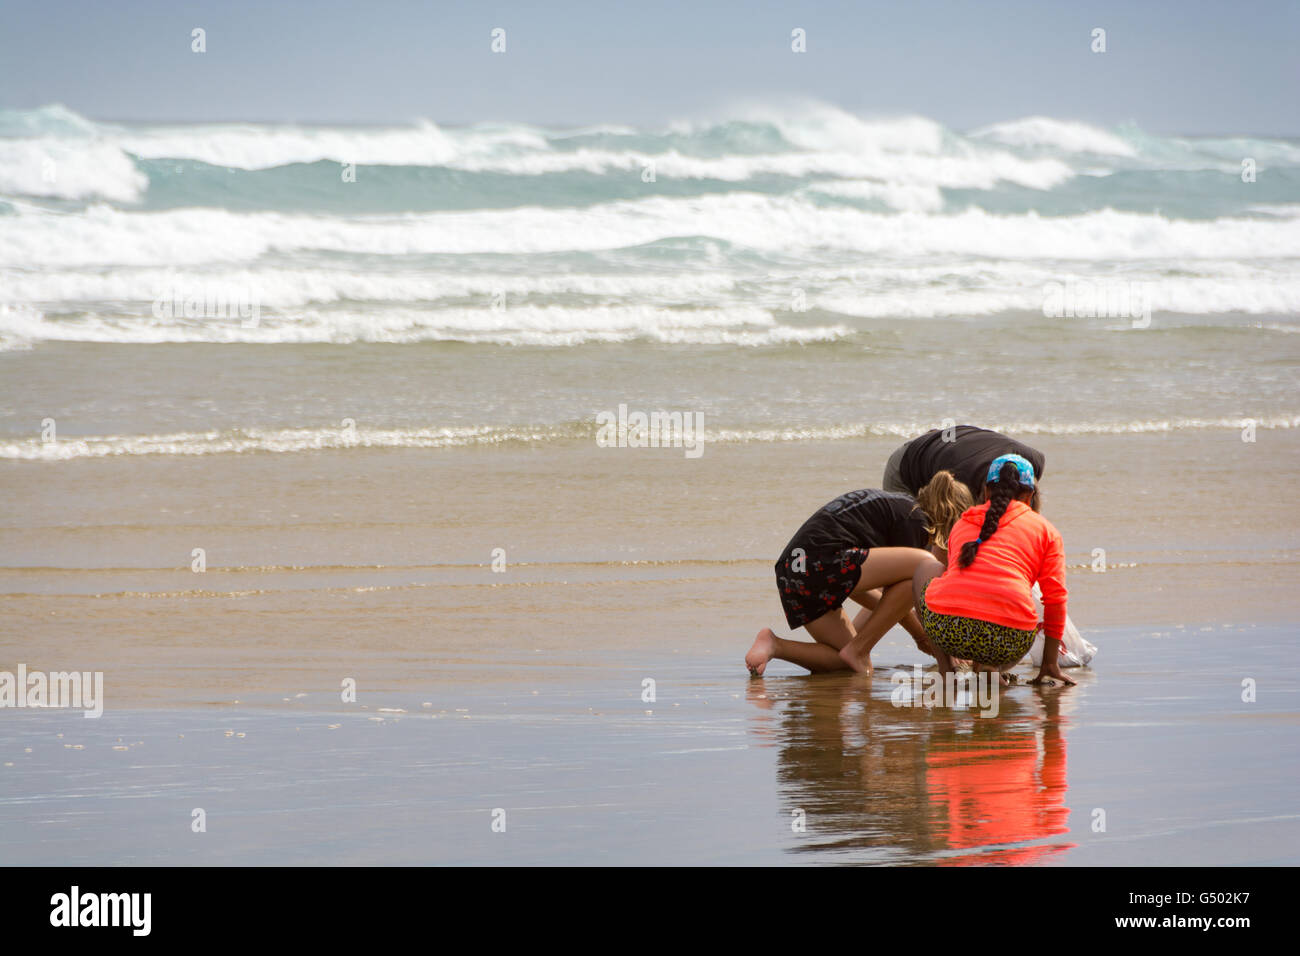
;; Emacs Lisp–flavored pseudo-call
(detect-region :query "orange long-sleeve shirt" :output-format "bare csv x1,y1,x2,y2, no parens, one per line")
924,500,1068,638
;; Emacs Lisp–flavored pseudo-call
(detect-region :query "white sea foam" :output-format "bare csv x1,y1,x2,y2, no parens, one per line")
0,139,148,201
3,103,1297,206
0,103,1073,196
802,179,946,212
818,274,1300,318
3,259,1298,352
705,416,1300,444
117,120,470,169
6,416,1296,461
0,266,744,307
970,117,1137,157
2,104,1297,345
0,302,850,349
7,259,1298,312
5,198,1299,270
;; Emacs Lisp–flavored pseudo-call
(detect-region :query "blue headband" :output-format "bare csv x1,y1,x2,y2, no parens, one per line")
986,453,1035,488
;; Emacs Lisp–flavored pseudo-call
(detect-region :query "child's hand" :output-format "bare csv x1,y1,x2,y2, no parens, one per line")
1031,657,1076,686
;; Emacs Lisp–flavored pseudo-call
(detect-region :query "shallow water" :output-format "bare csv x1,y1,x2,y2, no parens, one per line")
2,626,1295,865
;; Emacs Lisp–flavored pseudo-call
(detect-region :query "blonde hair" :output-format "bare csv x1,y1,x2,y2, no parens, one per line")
915,470,974,550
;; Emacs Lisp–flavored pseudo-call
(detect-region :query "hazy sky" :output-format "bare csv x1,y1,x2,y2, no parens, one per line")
1,0,1296,134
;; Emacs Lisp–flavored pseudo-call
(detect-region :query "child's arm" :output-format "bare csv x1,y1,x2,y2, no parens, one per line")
1036,528,1068,638
1032,528,1075,686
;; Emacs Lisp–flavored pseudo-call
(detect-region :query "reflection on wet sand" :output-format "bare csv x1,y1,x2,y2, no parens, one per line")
747,669,1076,864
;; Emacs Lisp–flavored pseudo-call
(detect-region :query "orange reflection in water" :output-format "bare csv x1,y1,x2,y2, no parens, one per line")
927,717,1075,864
750,672,1080,864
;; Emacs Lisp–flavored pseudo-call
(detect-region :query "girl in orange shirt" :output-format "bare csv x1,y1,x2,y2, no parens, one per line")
914,454,1074,687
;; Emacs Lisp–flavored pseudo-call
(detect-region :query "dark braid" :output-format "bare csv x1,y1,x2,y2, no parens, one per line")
958,460,1022,568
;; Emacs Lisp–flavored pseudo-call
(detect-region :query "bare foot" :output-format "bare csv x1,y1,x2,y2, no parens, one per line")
837,643,873,676
746,628,777,676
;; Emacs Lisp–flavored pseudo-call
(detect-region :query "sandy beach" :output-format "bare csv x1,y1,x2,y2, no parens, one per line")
3,424,1299,864
3,429,1298,706
3,23,1299,869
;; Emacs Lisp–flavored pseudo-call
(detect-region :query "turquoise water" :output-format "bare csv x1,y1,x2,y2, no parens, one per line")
2,103,1297,460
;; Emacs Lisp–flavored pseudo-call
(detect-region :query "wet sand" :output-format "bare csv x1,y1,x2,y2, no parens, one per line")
2,429,1298,864
1,625,1296,866
2,430,1297,706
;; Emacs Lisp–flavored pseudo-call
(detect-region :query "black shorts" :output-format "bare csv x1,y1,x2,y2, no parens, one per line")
774,546,869,631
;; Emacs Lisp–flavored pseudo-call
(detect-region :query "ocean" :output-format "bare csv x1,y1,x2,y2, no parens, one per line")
1,102,1298,462
2,102,1299,865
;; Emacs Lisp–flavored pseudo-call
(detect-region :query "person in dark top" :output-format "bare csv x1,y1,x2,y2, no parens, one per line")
746,473,974,676
882,425,1046,502
785,488,929,558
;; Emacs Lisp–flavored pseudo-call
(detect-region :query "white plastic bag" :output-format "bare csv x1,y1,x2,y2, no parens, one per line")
1027,583,1096,668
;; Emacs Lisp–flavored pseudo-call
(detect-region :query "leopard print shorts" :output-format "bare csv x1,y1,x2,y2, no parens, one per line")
918,580,1037,667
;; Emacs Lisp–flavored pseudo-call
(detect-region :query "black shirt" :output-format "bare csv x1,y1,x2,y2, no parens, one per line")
785,489,929,555
898,425,1046,497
